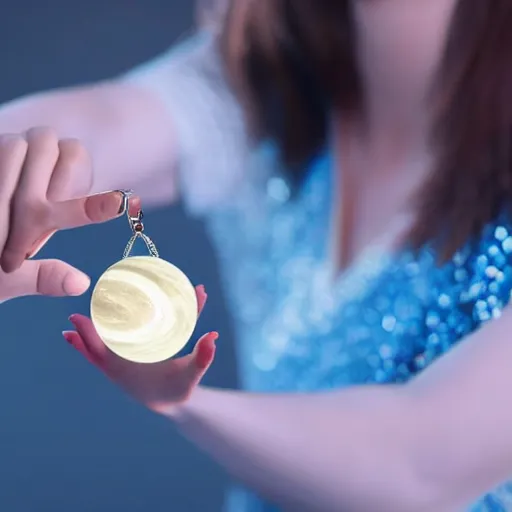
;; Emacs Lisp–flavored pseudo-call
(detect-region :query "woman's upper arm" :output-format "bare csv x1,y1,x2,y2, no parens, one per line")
407,305,512,507
121,30,249,215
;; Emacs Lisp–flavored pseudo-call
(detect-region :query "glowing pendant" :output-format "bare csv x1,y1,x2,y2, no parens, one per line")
90,192,197,363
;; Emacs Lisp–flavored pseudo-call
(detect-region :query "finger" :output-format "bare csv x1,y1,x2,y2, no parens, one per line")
62,330,99,365
27,193,140,259
0,134,28,251
170,332,217,400
52,190,126,228
52,192,141,229
127,195,142,217
46,139,92,202
0,194,53,272
0,258,90,301
15,127,59,202
69,313,111,368
1,128,59,272
2,191,128,272
24,229,57,260
192,332,218,372
195,285,208,317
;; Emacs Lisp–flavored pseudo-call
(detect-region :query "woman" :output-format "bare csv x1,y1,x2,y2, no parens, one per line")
2,0,512,510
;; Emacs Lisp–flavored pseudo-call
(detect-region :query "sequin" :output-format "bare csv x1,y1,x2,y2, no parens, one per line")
266,176,291,203
205,151,512,512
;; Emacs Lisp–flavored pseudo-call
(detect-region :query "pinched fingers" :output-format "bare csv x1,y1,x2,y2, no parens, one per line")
0,128,131,273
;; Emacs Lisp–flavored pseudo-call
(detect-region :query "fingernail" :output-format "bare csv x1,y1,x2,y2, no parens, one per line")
62,331,74,344
211,331,219,342
85,192,127,222
68,314,79,326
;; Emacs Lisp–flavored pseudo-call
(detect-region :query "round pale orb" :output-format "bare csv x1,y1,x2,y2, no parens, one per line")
90,256,198,363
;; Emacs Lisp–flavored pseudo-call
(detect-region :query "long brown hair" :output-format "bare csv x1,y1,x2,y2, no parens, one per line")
220,0,512,259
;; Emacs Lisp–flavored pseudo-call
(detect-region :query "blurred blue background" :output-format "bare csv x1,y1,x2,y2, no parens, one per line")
0,2,237,511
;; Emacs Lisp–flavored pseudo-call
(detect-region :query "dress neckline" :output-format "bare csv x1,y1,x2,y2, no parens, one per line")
305,152,410,295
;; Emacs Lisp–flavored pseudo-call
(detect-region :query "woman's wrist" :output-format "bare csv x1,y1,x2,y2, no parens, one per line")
163,386,211,423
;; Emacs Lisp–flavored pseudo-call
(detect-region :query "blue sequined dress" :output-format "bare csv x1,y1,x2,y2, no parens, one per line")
196,150,512,512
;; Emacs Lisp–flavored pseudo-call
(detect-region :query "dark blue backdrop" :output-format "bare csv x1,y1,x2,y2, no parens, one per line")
0,2,237,511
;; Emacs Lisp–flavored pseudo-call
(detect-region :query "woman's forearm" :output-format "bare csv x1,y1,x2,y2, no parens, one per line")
0,83,179,204
0,30,249,211
171,386,439,512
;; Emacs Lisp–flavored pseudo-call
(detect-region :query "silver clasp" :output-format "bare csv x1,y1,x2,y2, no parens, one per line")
115,189,145,234
116,189,159,259
129,208,145,234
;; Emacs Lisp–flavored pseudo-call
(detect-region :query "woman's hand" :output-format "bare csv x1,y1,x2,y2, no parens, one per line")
62,285,218,416
0,127,129,302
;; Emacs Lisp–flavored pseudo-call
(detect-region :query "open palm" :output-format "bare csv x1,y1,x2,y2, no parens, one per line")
63,285,217,415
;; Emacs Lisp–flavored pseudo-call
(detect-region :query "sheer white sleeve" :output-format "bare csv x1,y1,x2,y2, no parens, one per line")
121,31,249,215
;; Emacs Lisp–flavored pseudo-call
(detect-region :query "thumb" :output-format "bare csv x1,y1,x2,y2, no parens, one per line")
191,332,219,373
0,259,90,300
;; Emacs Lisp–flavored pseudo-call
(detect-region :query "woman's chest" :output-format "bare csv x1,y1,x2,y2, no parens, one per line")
205,157,512,392
218,239,506,394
